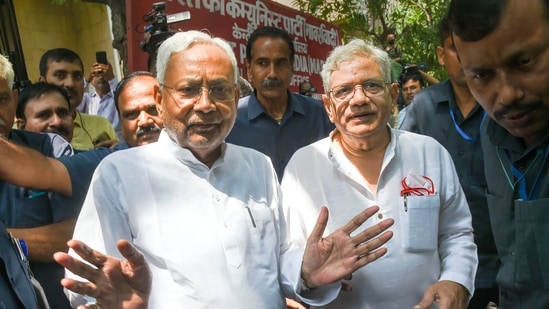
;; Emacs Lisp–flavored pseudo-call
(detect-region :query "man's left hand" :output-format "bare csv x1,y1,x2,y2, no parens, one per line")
414,280,468,309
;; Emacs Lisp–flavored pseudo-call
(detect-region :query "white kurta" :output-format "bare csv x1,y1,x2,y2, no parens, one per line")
281,129,478,309
67,131,338,308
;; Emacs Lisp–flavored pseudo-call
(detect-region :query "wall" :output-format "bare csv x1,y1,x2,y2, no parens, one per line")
13,0,115,82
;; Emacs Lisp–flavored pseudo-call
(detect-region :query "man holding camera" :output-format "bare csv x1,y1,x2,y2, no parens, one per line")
78,57,122,141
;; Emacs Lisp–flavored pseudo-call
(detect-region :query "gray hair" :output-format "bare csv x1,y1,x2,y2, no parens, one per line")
155,31,239,84
0,54,15,88
321,39,392,92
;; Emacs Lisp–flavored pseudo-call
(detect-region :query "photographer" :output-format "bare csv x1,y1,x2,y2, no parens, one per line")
139,2,189,73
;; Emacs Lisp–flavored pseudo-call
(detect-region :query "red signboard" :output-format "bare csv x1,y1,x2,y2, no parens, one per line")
126,0,342,95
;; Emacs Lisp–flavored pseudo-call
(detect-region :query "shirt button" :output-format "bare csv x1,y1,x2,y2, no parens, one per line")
377,213,383,219
509,251,515,258
215,195,220,202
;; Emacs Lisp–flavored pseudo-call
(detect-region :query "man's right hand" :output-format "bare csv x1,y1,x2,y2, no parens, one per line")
54,239,151,309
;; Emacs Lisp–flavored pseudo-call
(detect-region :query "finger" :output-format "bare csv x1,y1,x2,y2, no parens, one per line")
355,246,388,268
341,281,353,292
60,277,97,298
67,240,107,269
117,239,147,270
339,205,380,235
54,251,100,283
413,292,436,309
353,218,394,248
355,230,393,259
307,206,329,244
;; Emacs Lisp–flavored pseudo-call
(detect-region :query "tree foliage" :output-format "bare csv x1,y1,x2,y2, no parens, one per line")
292,0,451,80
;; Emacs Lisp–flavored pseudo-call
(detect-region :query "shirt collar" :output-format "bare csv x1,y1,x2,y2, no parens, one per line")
245,90,306,120
158,130,227,169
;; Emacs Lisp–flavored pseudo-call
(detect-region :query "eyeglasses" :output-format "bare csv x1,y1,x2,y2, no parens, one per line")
161,83,236,106
329,80,389,103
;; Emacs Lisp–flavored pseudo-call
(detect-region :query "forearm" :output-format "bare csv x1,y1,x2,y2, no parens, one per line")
419,70,440,85
8,218,77,262
0,137,72,195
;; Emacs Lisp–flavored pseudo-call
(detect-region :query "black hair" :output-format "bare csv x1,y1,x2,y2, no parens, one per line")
39,48,84,77
246,26,295,64
16,82,71,120
399,70,425,88
449,0,549,41
438,12,451,45
114,71,157,115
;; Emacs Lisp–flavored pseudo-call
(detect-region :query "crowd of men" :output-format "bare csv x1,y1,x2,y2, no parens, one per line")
1,0,548,308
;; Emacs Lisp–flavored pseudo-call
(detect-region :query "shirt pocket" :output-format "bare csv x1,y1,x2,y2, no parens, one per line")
399,194,440,252
13,192,53,227
514,198,549,288
225,204,277,269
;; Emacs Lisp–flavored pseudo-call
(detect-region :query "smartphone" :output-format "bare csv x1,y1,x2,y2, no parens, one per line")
95,51,108,65
92,131,111,145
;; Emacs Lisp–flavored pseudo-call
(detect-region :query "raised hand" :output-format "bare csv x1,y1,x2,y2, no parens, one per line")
301,205,394,288
54,239,151,309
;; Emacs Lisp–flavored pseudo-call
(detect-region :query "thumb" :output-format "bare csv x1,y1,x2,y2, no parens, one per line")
307,206,329,244
413,293,436,309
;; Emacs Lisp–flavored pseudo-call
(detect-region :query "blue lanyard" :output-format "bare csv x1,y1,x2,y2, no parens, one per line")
499,146,549,201
448,108,486,143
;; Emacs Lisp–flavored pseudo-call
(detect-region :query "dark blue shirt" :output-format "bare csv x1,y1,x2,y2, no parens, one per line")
0,221,37,309
400,80,498,289
226,91,333,181
0,130,74,309
481,117,549,308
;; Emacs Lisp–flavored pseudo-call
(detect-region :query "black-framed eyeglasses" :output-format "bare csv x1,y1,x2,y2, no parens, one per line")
160,83,237,107
329,80,389,103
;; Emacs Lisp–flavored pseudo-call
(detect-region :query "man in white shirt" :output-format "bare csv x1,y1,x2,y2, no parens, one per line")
63,31,394,308
281,39,478,309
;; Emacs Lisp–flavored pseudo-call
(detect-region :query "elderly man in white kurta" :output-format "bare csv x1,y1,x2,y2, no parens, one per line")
281,39,477,309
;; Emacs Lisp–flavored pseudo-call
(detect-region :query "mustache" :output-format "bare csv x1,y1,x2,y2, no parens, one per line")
136,125,162,138
493,100,542,119
261,78,284,88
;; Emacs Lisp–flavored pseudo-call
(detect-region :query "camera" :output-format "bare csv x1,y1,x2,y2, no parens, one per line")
139,1,191,71
143,2,169,35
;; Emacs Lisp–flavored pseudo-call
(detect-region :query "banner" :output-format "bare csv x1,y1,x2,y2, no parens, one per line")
127,0,342,95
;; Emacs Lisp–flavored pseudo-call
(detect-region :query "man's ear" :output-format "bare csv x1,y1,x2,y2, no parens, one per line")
153,84,163,116
16,118,25,130
321,94,335,123
38,76,46,82
245,59,253,84
436,46,445,66
389,83,399,107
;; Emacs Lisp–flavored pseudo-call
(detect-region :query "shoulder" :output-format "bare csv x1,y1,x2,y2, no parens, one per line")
11,130,72,157
291,92,323,106
226,143,271,163
288,136,331,162
394,129,451,157
409,81,452,110
395,129,442,147
80,113,112,126
236,94,253,110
